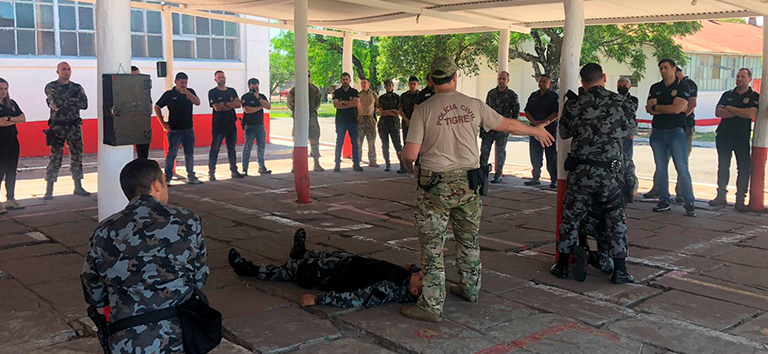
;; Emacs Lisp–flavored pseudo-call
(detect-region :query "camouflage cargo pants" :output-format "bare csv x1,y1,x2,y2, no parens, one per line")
292,114,322,161
479,129,509,177
252,250,354,288
578,206,616,273
558,166,628,258
46,124,84,182
414,172,482,316
358,115,377,164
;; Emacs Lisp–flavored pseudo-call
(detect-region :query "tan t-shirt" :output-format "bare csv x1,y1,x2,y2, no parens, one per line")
406,90,505,172
358,89,378,116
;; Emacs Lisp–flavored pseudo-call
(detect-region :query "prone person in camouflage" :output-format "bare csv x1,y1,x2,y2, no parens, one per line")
481,71,520,184
401,56,554,323
81,159,209,354
228,229,425,308
552,63,636,285
288,71,325,172
44,62,91,200
377,79,406,173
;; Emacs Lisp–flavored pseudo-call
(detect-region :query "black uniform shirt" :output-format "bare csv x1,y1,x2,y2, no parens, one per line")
208,87,239,133
156,87,197,131
682,76,698,125
524,89,559,133
414,87,435,105
648,78,690,130
333,86,360,125
241,91,268,126
0,99,23,137
716,87,759,137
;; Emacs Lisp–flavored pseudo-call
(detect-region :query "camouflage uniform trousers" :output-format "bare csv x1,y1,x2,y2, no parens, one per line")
253,250,355,289
479,129,509,177
414,172,482,316
579,206,616,273
112,319,184,354
558,165,628,259
292,113,322,162
358,115,377,164
46,124,84,182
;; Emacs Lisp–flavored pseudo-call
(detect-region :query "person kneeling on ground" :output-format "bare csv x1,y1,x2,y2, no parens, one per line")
229,229,424,308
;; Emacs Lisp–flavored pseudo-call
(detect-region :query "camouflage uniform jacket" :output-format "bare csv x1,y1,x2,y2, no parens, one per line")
485,87,520,119
45,80,88,124
314,264,421,308
399,91,419,120
560,86,635,163
377,91,401,131
288,83,322,117
81,195,209,354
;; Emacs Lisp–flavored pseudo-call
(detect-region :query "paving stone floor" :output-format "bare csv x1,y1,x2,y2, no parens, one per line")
2,144,768,353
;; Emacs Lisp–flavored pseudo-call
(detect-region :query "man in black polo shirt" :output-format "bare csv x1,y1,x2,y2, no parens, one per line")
646,58,696,217
208,70,243,181
398,76,420,143
332,72,363,172
524,74,559,188
241,78,271,176
709,68,759,212
414,74,435,108
154,72,202,186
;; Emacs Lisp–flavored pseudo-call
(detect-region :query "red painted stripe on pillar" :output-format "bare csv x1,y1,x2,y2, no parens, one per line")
749,146,767,212
555,178,566,261
293,146,310,204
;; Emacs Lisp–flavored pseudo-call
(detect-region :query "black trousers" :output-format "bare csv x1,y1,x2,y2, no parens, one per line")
135,143,150,159
0,134,20,200
716,133,751,199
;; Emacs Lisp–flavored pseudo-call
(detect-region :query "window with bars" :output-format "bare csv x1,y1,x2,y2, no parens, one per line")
0,0,56,55
58,0,95,56
171,10,239,60
131,8,162,58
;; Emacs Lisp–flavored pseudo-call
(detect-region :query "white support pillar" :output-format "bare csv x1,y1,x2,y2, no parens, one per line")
498,29,510,73
555,0,585,245
162,6,175,91
96,0,134,221
343,32,354,86
748,18,768,211
293,0,310,203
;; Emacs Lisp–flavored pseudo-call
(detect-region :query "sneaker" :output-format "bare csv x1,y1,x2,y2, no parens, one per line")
313,164,325,172
674,196,684,204
572,246,588,282
549,181,558,189
290,229,307,259
5,199,24,210
400,306,442,323
449,284,478,303
684,203,697,217
653,200,671,212
524,179,541,186
611,270,635,284
396,168,407,174
550,264,569,279
708,194,727,207
231,171,245,179
353,165,364,172
490,176,502,184
258,168,272,175
209,174,217,182
643,189,659,199
187,177,203,185
369,162,379,168
384,164,391,172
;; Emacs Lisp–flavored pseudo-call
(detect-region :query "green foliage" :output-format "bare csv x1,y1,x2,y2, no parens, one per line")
718,18,747,24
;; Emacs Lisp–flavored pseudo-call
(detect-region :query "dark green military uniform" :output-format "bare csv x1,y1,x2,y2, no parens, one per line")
288,83,323,166
481,87,519,178
558,86,636,259
44,79,88,182
81,195,209,353
377,91,403,170
399,90,418,142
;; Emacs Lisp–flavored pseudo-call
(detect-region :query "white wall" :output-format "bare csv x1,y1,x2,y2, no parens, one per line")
1,23,270,123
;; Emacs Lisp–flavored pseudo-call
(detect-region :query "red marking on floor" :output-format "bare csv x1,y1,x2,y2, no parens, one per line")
413,329,441,338
475,322,619,354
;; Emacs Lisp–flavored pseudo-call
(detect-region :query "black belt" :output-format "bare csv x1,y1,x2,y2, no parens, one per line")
580,159,622,173
108,306,179,335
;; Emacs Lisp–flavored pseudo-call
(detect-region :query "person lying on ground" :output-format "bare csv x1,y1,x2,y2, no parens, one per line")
228,228,424,308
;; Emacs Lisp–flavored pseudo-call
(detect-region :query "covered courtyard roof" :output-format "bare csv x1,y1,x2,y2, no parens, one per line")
147,0,767,37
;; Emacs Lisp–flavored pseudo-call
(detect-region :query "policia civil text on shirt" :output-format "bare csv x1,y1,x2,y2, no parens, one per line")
709,68,759,212
552,63,637,285
399,56,554,323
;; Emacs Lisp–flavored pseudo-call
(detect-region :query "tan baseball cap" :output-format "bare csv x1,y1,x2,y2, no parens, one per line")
430,56,458,79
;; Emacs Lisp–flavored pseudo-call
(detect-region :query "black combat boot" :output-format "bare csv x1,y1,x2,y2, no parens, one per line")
735,195,749,213
73,179,91,197
334,162,341,172
290,228,307,259
709,193,727,207
550,253,570,279
228,248,258,277
43,181,54,200
611,258,635,284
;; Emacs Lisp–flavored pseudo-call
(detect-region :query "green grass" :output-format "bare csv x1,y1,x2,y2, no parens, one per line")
269,102,337,118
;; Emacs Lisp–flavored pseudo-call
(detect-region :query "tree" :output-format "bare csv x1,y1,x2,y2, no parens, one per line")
269,49,293,95
483,23,702,89
378,33,495,84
